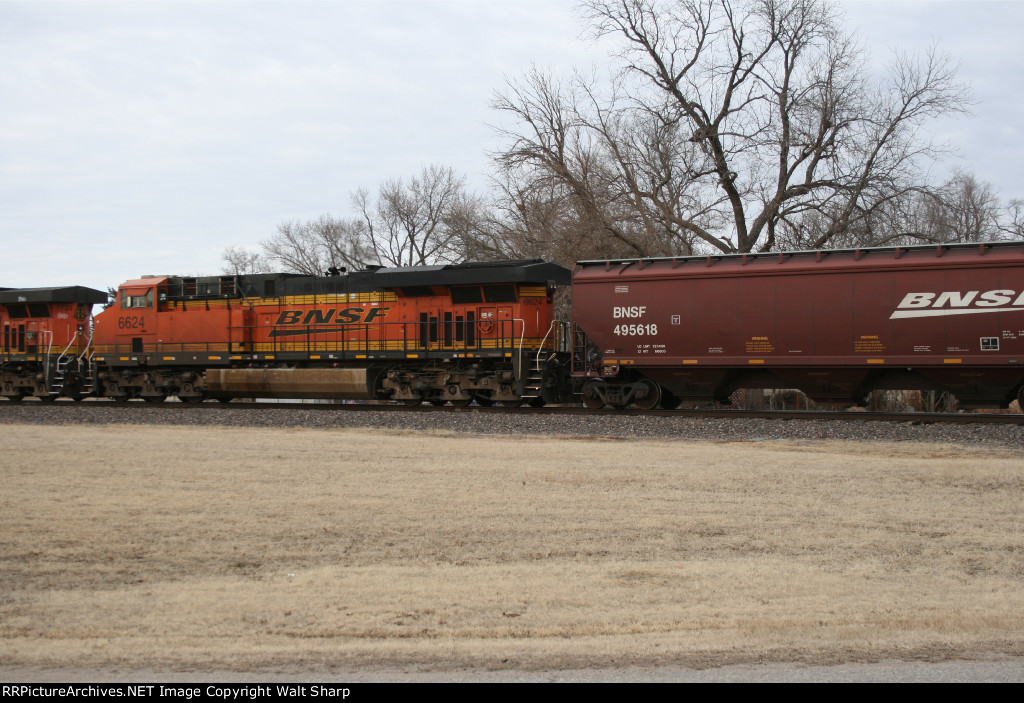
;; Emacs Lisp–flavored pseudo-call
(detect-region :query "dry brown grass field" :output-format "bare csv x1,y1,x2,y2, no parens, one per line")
1,423,1022,676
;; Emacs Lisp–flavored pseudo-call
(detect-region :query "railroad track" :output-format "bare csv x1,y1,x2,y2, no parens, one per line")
3,397,1023,425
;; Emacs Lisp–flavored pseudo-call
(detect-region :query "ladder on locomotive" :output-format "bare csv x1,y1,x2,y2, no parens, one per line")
524,321,572,404
49,331,95,397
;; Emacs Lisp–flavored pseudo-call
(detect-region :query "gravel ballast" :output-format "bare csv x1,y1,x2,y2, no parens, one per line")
3,402,1023,448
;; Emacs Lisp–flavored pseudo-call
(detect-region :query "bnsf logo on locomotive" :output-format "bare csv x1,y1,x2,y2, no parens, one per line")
270,307,392,336
275,307,391,325
890,290,1024,319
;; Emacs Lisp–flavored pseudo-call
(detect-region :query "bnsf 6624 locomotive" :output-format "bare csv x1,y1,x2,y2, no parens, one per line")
87,260,573,405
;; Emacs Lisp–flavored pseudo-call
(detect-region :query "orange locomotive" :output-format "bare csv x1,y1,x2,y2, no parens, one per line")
0,286,108,401
90,260,573,404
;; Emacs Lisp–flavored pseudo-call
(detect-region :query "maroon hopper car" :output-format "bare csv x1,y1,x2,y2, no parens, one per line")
571,241,1024,409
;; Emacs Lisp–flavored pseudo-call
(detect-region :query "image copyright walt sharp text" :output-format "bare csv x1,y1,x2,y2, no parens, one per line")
2,686,351,700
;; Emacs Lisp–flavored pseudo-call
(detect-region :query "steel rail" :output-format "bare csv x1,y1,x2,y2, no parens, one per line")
3,398,1023,425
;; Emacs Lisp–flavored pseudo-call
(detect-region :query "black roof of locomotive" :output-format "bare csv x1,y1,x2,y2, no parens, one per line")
318,259,571,292
160,260,572,300
0,286,108,305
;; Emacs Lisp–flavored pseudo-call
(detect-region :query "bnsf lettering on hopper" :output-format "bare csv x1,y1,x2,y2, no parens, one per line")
891,290,1024,318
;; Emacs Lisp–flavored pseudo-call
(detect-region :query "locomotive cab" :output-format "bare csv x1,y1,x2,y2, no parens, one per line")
112,280,157,353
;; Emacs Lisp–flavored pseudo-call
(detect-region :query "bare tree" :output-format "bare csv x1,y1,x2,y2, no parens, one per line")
355,164,477,267
999,198,1024,240
220,245,266,276
930,171,1002,243
779,169,1024,249
260,214,375,276
225,165,489,276
494,0,971,255
491,67,697,264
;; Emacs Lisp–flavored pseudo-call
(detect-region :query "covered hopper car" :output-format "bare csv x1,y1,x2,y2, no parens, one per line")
571,241,1024,410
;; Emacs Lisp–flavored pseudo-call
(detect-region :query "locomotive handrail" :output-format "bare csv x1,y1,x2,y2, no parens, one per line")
78,330,95,362
58,331,80,360
42,330,54,386
534,320,564,374
512,317,526,383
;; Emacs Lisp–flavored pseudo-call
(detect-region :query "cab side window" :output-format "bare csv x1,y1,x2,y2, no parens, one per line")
120,289,154,309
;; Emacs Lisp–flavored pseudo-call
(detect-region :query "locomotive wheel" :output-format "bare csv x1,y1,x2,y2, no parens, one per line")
632,379,661,411
37,394,56,403
179,392,208,404
143,393,166,403
6,393,24,403
498,399,523,408
401,399,422,406
473,391,495,407
450,397,473,408
527,396,546,408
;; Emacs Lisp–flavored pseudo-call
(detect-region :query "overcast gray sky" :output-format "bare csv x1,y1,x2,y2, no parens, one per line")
2,0,1022,291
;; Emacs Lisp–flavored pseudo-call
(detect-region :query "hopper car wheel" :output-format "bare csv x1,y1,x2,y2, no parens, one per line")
498,399,523,408
450,397,473,408
401,399,422,406
429,399,446,407
7,393,24,403
582,381,605,410
632,379,662,411
38,394,56,403
527,396,546,408
658,389,680,410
